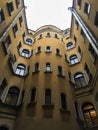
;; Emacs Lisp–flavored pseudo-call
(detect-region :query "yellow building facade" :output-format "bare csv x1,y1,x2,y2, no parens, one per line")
0,0,98,130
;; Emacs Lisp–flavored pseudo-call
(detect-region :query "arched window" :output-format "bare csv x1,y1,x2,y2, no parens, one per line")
74,73,87,88
15,64,26,76
82,102,98,128
5,87,20,106
21,49,29,58
0,126,9,130
0,8,5,23
70,55,79,65
45,63,51,72
66,42,74,50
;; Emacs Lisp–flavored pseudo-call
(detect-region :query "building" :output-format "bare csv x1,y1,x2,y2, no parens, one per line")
0,0,98,130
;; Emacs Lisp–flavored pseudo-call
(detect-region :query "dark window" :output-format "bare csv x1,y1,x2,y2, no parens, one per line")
58,66,63,76
82,102,98,128
19,16,23,26
56,48,61,55
17,41,22,50
5,87,19,106
46,32,50,37
34,63,39,72
81,29,85,39
46,46,51,53
38,34,42,39
89,44,97,60
94,11,98,27
46,63,51,72
30,88,36,103
37,46,41,53
7,1,14,16
84,63,91,78
26,38,33,45
54,34,58,38
0,8,5,23
45,89,51,105
0,78,7,97
13,24,18,37
74,35,77,43
84,2,91,15
22,49,29,58
16,0,20,8
15,64,26,76
4,35,11,50
67,42,74,50
75,20,79,28
77,0,82,7
70,55,79,65
74,73,87,88
78,46,82,55
61,93,67,110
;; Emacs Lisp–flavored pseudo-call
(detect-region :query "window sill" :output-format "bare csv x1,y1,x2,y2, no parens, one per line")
32,70,39,74
42,104,54,109
56,54,62,57
69,61,80,66
60,108,70,113
57,74,65,78
27,101,37,107
44,70,52,73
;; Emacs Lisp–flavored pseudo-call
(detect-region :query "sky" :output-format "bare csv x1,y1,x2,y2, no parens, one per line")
24,0,73,31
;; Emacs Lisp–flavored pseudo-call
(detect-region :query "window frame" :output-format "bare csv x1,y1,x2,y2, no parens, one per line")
70,54,79,65
84,2,91,16
15,64,26,76
7,1,14,16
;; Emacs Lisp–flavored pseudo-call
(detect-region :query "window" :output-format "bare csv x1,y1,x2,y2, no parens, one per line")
74,73,87,88
13,24,18,37
36,46,41,53
15,64,26,76
16,0,20,8
25,38,33,45
46,46,51,53
89,44,97,61
82,102,98,128
60,93,67,110
46,32,50,37
38,34,42,39
70,55,79,65
34,63,39,72
0,8,5,24
78,46,82,55
7,1,14,16
54,34,58,38
94,11,98,27
17,41,22,50
21,49,30,58
81,29,85,40
84,63,91,78
66,42,74,50
19,16,23,26
3,35,11,53
84,2,91,15
56,48,61,56
5,87,19,106
77,0,82,7
75,20,79,29
45,63,51,72
30,88,36,103
0,78,7,97
58,66,64,76
45,89,51,105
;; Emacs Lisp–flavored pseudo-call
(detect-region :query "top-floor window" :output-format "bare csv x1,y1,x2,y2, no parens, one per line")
84,2,91,15
54,34,58,38
25,38,33,45
66,42,74,50
46,32,50,37
94,11,98,27
16,0,20,8
7,1,14,16
0,8,5,24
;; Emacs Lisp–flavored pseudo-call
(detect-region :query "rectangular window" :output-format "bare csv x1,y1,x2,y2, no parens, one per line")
56,48,61,56
7,1,14,16
77,0,82,7
94,11,98,27
19,16,23,26
75,20,79,29
3,35,11,53
37,46,41,53
30,88,36,103
16,0,20,8
46,46,51,53
84,63,91,78
0,8,5,23
74,35,77,43
0,78,7,96
45,63,51,72
38,34,42,39
34,63,39,72
84,2,91,15
81,29,85,40
58,66,63,76
13,24,18,37
60,93,67,110
89,44,97,61
45,89,51,105
78,46,82,55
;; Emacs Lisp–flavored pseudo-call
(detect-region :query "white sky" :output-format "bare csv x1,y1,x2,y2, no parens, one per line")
24,0,73,31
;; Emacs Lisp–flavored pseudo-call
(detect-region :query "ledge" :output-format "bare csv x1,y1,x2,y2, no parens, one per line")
42,104,54,109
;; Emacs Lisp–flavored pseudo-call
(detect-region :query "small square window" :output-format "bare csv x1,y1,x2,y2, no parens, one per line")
94,11,98,27
84,2,91,15
7,1,14,16
13,24,18,37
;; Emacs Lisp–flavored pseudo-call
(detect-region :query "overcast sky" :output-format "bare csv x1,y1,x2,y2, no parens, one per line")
24,0,73,31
